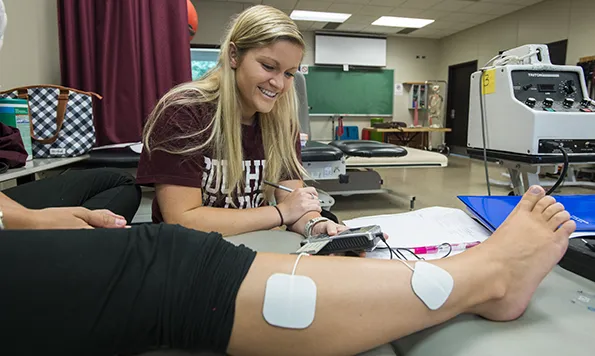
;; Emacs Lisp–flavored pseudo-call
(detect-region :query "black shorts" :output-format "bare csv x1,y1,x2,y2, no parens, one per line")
0,224,257,355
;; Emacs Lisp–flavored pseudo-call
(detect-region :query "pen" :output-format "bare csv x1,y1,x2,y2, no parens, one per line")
263,180,294,193
581,239,595,253
263,180,322,202
407,241,482,255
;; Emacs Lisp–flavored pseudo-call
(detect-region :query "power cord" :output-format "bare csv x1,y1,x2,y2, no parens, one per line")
542,141,569,195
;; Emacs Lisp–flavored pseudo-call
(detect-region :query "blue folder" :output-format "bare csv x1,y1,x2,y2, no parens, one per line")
457,195,595,232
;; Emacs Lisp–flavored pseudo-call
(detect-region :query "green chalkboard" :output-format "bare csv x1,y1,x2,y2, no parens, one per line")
305,66,394,115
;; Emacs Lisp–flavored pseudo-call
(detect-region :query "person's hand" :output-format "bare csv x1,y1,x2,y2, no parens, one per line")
28,207,128,230
276,187,321,225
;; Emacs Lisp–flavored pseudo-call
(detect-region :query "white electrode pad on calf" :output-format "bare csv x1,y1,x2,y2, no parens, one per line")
411,261,454,310
262,254,317,329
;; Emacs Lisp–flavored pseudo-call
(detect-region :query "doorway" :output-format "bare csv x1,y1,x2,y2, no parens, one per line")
446,60,478,154
547,39,568,65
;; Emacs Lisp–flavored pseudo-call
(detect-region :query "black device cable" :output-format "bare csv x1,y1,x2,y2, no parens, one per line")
378,234,452,261
479,69,492,196
542,141,569,195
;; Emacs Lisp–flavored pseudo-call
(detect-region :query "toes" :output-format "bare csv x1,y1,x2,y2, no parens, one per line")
515,185,546,212
555,220,577,238
533,196,557,215
548,211,571,231
543,202,565,221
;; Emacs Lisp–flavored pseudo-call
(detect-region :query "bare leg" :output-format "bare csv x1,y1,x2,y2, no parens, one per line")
227,186,575,356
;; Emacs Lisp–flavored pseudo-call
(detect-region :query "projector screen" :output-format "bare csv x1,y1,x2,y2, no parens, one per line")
315,34,386,67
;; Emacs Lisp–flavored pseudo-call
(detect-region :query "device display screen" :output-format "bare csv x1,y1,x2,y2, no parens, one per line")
538,84,556,92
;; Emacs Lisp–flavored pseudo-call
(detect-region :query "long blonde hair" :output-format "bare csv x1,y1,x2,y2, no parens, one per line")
143,5,308,203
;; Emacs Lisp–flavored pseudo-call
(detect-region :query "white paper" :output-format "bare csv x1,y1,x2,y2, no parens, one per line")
300,64,309,75
344,207,492,251
394,83,404,96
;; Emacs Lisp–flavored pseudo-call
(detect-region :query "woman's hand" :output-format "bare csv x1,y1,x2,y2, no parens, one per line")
276,187,321,226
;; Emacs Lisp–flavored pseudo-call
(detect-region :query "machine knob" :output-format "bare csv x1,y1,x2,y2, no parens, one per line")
522,84,533,91
563,98,575,108
525,97,537,108
543,98,554,108
562,80,576,95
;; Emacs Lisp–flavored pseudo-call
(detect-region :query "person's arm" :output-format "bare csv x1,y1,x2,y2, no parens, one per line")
0,192,128,230
275,179,347,237
156,183,321,237
0,192,26,210
275,179,319,236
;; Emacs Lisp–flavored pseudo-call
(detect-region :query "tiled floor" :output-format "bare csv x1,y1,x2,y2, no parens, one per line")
132,155,595,224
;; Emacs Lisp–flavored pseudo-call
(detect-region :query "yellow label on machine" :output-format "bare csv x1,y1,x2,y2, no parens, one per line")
482,69,496,95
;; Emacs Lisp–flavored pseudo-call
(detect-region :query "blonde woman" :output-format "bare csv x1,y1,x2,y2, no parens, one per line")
137,5,345,238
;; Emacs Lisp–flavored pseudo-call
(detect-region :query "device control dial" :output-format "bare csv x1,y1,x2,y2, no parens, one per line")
563,98,575,108
560,80,577,97
543,97,554,108
525,97,537,108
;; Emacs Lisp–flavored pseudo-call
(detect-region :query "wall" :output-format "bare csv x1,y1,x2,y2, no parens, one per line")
0,0,60,90
301,32,440,141
439,0,595,80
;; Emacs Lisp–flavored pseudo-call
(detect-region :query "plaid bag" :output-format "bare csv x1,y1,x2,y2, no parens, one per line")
0,85,101,158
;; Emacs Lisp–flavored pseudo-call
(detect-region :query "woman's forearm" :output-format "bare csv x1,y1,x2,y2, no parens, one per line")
174,205,284,237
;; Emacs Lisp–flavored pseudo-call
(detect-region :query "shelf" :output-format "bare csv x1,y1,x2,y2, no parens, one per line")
404,82,427,85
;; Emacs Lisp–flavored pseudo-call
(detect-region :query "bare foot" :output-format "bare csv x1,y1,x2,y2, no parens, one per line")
471,186,576,321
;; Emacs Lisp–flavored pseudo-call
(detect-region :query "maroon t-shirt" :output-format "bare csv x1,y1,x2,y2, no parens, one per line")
136,101,302,223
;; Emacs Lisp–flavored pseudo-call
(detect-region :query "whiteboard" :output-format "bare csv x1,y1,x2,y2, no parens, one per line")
315,34,386,67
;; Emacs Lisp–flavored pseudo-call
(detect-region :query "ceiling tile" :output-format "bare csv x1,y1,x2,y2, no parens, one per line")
431,0,474,12
445,12,483,23
336,23,368,32
430,19,471,30
410,27,444,36
399,0,444,10
295,0,332,11
485,0,527,3
417,9,452,20
368,0,406,6
462,13,499,24
327,3,364,13
262,0,298,9
357,5,395,16
294,20,314,30
516,0,544,5
277,8,293,15
310,22,327,30
460,2,501,14
488,3,525,15
389,7,424,17
330,0,371,4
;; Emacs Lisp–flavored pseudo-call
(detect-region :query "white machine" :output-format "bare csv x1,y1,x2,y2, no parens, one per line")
468,44,595,163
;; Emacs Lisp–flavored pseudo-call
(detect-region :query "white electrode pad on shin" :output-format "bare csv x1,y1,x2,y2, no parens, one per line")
411,261,454,310
262,273,317,329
